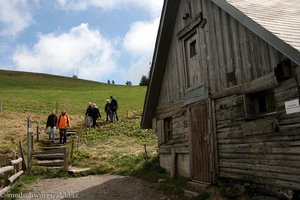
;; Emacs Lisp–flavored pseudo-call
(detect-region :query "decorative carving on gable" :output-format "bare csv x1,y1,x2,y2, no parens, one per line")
177,12,207,40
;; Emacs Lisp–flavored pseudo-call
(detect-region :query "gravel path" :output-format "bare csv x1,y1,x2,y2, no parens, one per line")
14,174,166,200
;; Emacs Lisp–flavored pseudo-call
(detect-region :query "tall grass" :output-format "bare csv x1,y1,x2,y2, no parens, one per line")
0,70,146,116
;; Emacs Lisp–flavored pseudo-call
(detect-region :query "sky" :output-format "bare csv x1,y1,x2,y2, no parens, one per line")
0,0,164,85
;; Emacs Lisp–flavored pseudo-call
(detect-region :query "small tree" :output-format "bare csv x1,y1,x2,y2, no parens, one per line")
126,81,132,86
107,80,110,84
112,80,115,85
139,75,149,86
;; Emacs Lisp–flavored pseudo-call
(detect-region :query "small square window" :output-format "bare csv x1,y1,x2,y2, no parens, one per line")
164,117,173,142
257,92,276,114
244,90,277,120
190,40,196,58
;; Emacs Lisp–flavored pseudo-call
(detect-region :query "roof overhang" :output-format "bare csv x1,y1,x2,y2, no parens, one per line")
141,0,180,129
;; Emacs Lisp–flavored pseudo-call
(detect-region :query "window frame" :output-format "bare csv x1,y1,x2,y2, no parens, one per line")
189,40,197,58
244,90,277,120
163,117,173,142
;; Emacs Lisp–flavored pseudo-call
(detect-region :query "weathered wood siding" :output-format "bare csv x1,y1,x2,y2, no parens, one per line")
154,0,300,187
157,0,285,108
216,76,300,190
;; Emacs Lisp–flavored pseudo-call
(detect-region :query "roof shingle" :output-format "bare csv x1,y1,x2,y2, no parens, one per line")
226,0,300,52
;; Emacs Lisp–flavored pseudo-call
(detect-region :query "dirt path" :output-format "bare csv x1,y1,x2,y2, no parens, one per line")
15,174,166,200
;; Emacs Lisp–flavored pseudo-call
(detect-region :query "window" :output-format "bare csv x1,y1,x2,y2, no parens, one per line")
257,92,276,114
244,90,277,120
189,40,196,58
164,117,173,142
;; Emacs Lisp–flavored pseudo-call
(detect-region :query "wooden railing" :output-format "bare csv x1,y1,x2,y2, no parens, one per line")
0,156,24,197
0,116,35,197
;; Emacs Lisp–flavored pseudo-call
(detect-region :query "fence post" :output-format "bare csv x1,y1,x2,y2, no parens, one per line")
36,125,39,142
63,147,67,170
70,138,74,159
19,141,27,171
0,100,3,112
15,156,19,173
143,144,149,163
31,134,34,152
27,116,33,171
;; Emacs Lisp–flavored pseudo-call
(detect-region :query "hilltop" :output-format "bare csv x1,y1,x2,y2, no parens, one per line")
0,69,147,150
0,69,146,115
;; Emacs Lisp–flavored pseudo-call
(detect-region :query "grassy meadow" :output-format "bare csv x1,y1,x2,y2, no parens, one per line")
0,69,147,150
0,70,146,115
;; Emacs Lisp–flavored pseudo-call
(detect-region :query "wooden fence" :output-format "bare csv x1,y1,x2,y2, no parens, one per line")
0,156,24,197
0,115,73,197
0,116,37,197
0,100,3,112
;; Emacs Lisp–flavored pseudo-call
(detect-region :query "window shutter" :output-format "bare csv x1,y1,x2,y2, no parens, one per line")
152,118,157,133
157,119,165,145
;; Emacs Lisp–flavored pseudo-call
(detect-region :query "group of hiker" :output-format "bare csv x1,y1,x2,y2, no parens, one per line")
45,96,119,144
86,96,119,128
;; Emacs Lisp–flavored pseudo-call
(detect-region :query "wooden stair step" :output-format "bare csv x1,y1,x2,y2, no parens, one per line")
32,153,64,160
42,146,65,150
68,166,91,174
38,149,65,154
35,160,65,166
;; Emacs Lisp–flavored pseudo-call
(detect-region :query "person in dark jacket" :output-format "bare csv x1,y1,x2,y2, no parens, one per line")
91,103,101,128
46,110,58,143
104,99,112,123
85,102,93,128
110,96,119,122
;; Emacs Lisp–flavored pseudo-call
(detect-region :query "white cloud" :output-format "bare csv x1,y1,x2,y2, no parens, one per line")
12,23,118,81
122,57,151,85
121,18,159,84
0,0,33,36
56,0,163,17
123,18,159,56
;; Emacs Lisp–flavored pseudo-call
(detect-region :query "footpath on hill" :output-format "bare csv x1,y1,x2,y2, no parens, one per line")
16,174,165,200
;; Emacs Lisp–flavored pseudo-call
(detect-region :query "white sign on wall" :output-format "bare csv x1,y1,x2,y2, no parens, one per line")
285,99,300,114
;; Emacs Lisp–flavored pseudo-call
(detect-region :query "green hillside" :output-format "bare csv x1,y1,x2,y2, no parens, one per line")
0,70,146,116
0,69,148,150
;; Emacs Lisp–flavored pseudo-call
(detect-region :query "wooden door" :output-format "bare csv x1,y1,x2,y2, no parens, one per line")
189,101,211,183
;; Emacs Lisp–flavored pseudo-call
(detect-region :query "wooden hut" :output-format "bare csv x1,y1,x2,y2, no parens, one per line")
141,0,300,194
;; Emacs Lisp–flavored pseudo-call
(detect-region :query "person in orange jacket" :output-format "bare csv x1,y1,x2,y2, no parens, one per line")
57,109,70,144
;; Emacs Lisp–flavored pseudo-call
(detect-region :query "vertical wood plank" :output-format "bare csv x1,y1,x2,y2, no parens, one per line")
205,1,218,93
214,6,227,90
221,11,234,87
170,148,176,178
230,18,242,85
259,39,270,75
238,24,248,82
